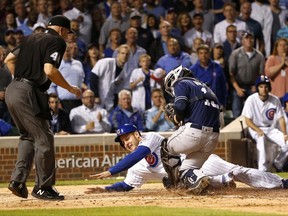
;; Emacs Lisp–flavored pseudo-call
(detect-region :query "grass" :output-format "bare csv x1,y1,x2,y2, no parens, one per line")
0,206,279,216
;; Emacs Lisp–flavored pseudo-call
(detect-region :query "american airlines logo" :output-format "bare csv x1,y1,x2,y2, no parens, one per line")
37,190,45,195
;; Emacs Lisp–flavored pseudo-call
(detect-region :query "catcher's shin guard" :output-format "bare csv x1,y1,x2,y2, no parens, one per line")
160,138,181,189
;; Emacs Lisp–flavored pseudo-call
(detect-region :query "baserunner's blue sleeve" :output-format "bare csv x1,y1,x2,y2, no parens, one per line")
105,181,134,192
108,146,151,175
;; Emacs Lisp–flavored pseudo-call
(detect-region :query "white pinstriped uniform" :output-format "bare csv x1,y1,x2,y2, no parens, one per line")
202,154,283,189
242,93,288,171
123,133,284,189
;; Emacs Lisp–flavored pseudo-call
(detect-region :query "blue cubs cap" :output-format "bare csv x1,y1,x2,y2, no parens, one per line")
114,124,139,142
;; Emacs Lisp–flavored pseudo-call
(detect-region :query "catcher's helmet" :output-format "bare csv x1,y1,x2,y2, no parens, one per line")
164,65,192,96
255,75,271,92
114,124,139,143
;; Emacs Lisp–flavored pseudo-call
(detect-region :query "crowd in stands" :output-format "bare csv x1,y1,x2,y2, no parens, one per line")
1,0,288,137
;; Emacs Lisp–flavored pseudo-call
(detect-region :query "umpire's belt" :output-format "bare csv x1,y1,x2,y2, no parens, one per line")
14,77,34,85
190,123,219,133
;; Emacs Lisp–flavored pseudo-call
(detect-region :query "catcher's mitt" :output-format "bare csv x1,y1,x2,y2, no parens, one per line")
164,103,182,127
164,103,175,122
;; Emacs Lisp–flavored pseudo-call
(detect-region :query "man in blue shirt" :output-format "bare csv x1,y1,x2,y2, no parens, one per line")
154,37,192,74
109,89,144,132
190,44,228,108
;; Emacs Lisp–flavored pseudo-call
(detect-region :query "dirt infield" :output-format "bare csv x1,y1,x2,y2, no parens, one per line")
0,183,288,215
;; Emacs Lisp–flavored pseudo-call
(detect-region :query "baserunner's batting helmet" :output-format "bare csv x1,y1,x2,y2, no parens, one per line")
255,75,271,92
115,124,140,148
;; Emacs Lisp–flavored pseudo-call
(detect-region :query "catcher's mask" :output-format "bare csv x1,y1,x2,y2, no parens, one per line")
114,124,140,148
164,65,193,97
255,75,271,92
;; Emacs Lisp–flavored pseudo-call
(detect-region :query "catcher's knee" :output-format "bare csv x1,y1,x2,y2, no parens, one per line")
160,138,181,188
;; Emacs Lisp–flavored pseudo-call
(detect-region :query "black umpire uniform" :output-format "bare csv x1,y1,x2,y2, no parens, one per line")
4,15,77,200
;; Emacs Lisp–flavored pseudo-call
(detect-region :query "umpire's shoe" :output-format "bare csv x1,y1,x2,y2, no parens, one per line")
31,186,64,200
8,181,28,198
180,169,210,195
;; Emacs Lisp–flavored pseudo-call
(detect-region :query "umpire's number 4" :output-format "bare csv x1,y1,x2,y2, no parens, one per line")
50,52,59,61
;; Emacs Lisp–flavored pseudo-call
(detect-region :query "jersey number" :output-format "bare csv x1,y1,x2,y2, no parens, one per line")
50,52,59,61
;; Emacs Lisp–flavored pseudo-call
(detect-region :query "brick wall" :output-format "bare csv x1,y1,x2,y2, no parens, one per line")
0,133,230,183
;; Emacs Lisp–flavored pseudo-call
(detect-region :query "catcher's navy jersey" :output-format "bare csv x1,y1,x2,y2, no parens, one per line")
173,78,220,128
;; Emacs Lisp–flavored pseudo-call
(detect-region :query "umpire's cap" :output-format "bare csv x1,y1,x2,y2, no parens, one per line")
47,15,73,33
115,124,139,143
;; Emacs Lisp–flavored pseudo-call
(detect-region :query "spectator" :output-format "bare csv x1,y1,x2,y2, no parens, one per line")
213,2,248,44
148,20,171,68
97,0,114,20
250,0,269,32
48,43,85,113
277,14,288,39
122,10,154,53
0,46,12,124
4,29,17,53
164,7,183,45
211,43,225,69
229,32,265,118
265,38,288,98
14,1,28,30
14,29,24,46
242,75,288,172
109,89,144,132
68,19,87,61
183,12,213,52
59,0,72,14
70,90,111,134
64,0,93,45
131,0,147,22
90,44,130,112
0,12,16,46
171,0,194,14
32,22,46,33
223,25,241,63
177,12,193,36
83,43,100,88
145,88,175,132
103,28,121,58
16,6,37,36
113,27,147,90
143,0,166,20
90,5,104,45
36,0,51,25
238,1,265,55
190,37,204,64
190,44,228,109
98,1,129,57
154,37,192,75
130,54,152,112
120,0,131,21
261,0,288,57
67,41,79,60
144,13,160,39
189,0,215,34
48,93,72,135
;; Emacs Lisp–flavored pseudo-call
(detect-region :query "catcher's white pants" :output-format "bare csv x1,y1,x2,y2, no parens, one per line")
167,123,219,171
248,127,288,172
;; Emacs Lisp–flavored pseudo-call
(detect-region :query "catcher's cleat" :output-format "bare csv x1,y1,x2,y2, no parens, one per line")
282,179,288,189
180,169,210,195
160,138,182,189
8,181,28,198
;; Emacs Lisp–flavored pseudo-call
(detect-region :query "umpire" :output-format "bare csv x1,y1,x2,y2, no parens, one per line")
4,15,81,200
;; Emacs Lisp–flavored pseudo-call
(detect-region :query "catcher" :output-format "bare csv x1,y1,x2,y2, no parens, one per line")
87,124,288,193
